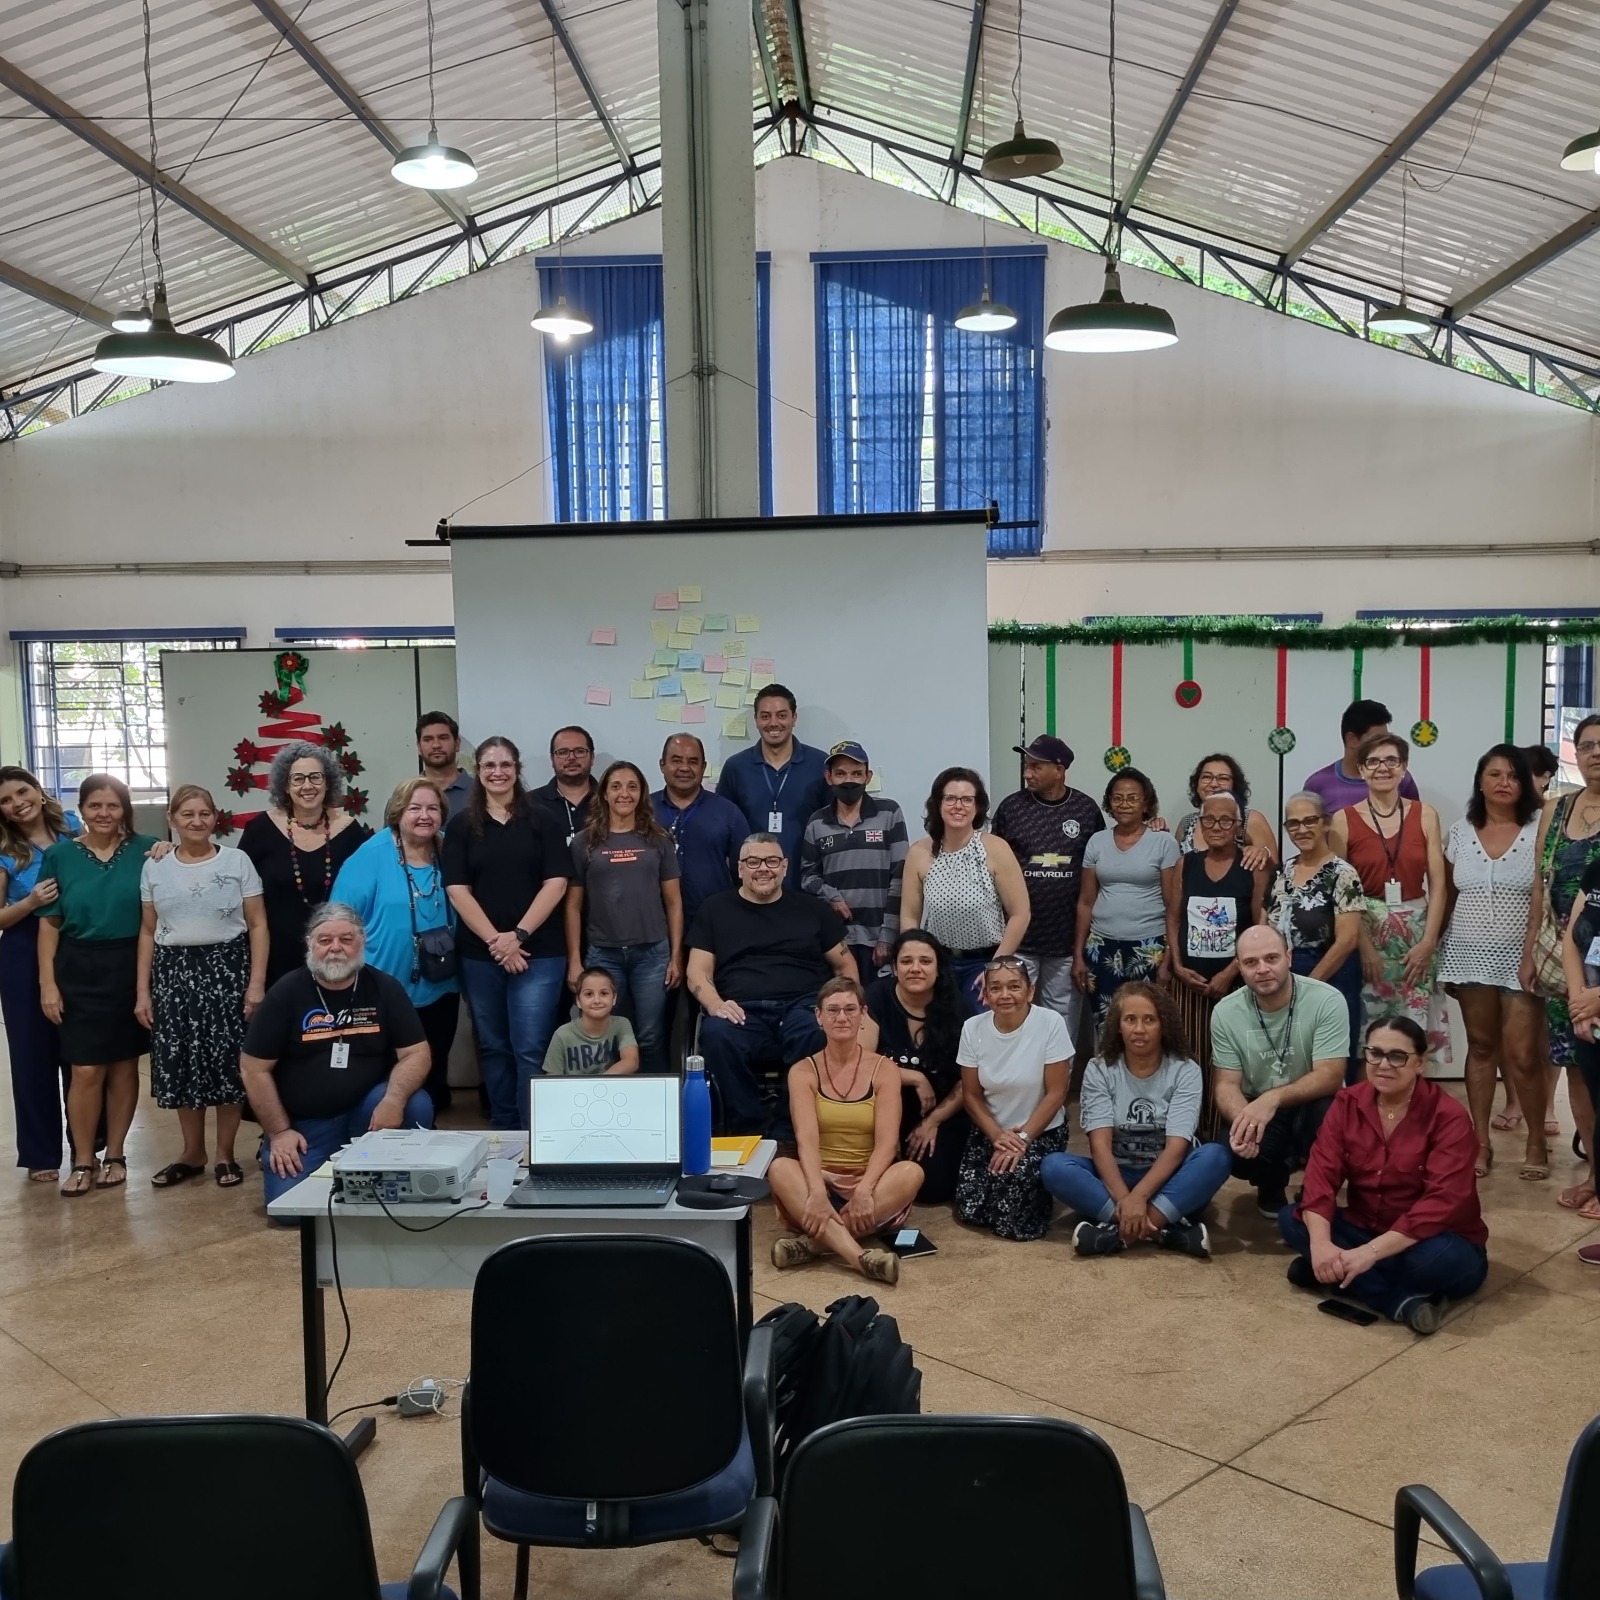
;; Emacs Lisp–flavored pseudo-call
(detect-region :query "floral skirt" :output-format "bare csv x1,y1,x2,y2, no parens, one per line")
954,1123,1069,1242
1084,931,1166,1031
150,935,249,1110
1361,898,1453,1068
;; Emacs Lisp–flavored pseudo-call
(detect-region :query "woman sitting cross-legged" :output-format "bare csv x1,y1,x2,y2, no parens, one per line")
1041,981,1230,1260
1278,1016,1488,1336
767,976,924,1286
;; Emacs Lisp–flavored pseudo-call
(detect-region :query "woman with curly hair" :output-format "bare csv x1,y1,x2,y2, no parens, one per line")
238,741,369,987
563,759,683,1075
1042,980,1229,1258
1173,752,1278,870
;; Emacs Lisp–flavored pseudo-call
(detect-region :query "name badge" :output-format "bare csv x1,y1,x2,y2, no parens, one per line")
1384,879,1403,908
330,1040,350,1070
768,811,783,833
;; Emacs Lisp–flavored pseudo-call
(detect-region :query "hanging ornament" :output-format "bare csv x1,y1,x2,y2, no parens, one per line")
1104,746,1131,773
1410,644,1438,746
1267,726,1297,756
1104,641,1130,771
1174,635,1202,708
1267,648,1296,755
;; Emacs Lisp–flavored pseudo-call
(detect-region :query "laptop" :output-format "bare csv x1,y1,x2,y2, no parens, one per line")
507,1074,681,1208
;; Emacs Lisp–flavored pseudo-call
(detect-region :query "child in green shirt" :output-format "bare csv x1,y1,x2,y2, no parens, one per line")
541,967,640,1076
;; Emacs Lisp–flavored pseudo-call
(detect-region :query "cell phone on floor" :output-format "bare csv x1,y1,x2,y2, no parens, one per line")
880,1227,938,1257
1317,1298,1379,1327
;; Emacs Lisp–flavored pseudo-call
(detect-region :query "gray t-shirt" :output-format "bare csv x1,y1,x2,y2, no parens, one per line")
1078,1054,1202,1167
1084,827,1181,942
570,830,681,947
542,1015,638,1076
139,846,263,946
1210,976,1350,1099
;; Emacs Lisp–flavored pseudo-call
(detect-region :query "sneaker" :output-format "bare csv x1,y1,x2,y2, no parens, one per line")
771,1234,818,1271
858,1248,899,1286
1256,1185,1288,1220
1396,1294,1445,1335
1158,1219,1210,1259
1577,1242,1600,1268
1285,1256,1317,1290
1072,1219,1123,1257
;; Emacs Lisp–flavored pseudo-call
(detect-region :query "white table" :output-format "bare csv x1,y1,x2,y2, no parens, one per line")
269,1137,775,1444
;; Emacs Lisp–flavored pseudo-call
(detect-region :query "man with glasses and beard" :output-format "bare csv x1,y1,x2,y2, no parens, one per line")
242,902,433,1204
534,726,599,846
686,834,854,1134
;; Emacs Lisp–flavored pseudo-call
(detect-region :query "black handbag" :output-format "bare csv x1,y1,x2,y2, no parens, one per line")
400,840,457,984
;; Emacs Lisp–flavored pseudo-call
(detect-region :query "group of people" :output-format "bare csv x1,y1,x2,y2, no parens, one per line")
3,685,1597,1329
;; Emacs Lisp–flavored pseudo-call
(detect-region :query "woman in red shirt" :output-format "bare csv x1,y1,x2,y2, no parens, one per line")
1278,1015,1487,1335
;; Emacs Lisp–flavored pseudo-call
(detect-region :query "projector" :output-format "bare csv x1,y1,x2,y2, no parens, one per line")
331,1129,488,1204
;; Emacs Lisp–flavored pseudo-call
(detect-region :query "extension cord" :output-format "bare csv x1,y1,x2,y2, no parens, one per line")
397,1378,443,1417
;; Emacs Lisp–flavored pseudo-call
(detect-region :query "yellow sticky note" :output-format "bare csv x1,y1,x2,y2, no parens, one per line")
645,664,669,680
679,614,703,636
721,668,747,688
745,689,759,704
629,680,652,699
723,639,747,658
722,714,748,739
736,614,760,633
669,631,693,650
678,585,702,603
751,672,774,691
656,701,681,723
715,687,741,710
651,620,672,646
685,683,711,705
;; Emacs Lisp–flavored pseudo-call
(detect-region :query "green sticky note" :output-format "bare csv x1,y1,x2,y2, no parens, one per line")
652,648,677,667
703,613,728,631
715,687,741,710
629,680,652,699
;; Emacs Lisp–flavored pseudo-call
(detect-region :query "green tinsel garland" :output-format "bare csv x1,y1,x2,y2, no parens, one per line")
986,614,1600,650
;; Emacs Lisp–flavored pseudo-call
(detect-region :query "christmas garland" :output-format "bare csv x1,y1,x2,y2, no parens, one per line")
987,615,1600,650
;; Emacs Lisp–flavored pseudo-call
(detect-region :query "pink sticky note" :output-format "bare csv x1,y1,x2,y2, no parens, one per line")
681,704,706,724
703,654,728,673
585,686,611,706
752,657,775,673
654,593,679,610
589,627,616,646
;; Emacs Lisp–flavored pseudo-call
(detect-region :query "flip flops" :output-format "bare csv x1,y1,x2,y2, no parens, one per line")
150,1162,204,1188
95,1156,128,1188
214,1162,243,1188
60,1164,95,1197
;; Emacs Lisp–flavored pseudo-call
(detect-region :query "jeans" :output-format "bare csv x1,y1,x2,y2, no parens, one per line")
1041,1142,1232,1224
700,995,823,1136
259,1080,434,1206
585,940,672,1075
1277,1206,1489,1320
458,954,566,1129
1228,1095,1334,1195
1292,946,1362,1082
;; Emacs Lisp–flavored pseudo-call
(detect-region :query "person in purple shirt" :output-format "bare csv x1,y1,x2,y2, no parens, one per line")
1303,700,1421,814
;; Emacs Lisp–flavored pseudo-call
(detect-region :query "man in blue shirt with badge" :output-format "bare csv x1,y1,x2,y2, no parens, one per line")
654,733,747,922
713,684,829,889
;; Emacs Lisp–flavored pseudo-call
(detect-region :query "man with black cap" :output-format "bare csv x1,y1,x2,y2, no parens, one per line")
798,741,909,986
992,735,1105,1037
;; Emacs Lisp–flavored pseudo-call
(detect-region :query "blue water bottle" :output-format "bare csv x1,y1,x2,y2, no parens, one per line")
681,1054,712,1176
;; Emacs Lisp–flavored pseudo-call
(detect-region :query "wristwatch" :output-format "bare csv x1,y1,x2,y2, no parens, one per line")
514,927,534,948
1016,1129,1031,1144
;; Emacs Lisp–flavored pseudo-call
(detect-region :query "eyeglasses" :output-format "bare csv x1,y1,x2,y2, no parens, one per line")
289,773,325,787
1576,740,1600,756
983,956,1030,975
1284,818,1321,832
1363,1047,1418,1069
739,856,784,870
1363,756,1403,770
552,747,590,760
942,795,978,808
1199,814,1238,829
819,1004,861,1018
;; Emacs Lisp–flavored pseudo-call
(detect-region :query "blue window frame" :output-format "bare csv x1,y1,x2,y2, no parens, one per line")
812,247,1045,555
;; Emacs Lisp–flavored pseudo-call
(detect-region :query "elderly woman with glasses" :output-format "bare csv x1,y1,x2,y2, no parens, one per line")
767,976,924,1286
238,741,370,988
1173,752,1279,869
1279,1016,1487,1336
953,955,1071,1241
1329,732,1452,1072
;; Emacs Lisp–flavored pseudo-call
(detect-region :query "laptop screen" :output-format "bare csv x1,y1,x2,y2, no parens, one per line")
529,1075,681,1168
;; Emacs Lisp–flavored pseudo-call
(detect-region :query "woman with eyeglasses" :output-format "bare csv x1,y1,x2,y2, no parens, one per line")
901,767,1030,1003
1265,791,1364,1079
767,975,923,1286
1438,745,1545,1180
1526,712,1600,1218
1075,768,1181,1030
1279,1017,1487,1335
238,741,369,988
953,955,1071,1241
1329,731,1452,1072
1173,752,1279,870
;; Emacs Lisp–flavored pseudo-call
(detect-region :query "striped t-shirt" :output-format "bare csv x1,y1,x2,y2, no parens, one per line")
798,796,909,948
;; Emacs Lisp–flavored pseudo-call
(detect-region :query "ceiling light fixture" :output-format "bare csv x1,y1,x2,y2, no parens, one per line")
1560,128,1600,172
956,38,1017,333
530,16,592,341
979,0,1060,179
392,0,478,190
1368,166,1433,338
1044,0,1176,354
91,0,233,384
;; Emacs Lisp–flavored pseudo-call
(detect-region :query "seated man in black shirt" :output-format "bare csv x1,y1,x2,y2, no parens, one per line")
242,902,433,1204
687,832,853,1135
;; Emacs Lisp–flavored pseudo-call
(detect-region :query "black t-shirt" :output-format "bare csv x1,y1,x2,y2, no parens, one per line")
1575,859,1600,975
864,975,972,1099
530,778,595,846
238,813,371,988
1179,850,1256,980
242,966,425,1121
441,803,569,961
688,889,843,1003
990,788,1106,957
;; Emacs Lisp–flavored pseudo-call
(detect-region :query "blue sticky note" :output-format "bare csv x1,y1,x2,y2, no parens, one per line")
677,651,704,671
658,675,682,697
652,648,678,667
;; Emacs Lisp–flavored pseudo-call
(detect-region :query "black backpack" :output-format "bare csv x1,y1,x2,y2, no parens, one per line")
757,1294,921,1484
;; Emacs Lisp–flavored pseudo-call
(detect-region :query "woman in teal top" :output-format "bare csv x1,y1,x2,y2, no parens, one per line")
331,777,458,1113
38,773,166,1196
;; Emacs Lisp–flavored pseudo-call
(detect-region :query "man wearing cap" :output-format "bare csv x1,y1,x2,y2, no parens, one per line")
992,736,1106,1038
799,742,910,986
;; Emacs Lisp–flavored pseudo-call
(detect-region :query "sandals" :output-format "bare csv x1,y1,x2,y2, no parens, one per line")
1558,1182,1596,1211
95,1156,127,1189
1520,1159,1552,1181
27,1167,59,1183
151,1162,205,1188
214,1162,243,1188
1474,1146,1494,1180
60,1164,95,1197
1491,1111,1522,1132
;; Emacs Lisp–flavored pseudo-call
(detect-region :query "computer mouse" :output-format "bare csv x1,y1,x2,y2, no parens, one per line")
706,1173,739,1192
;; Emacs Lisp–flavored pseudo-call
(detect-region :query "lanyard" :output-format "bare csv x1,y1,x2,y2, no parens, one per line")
1252,979,1297,1080
762,760,791,807
1365,801,1405,881
313,971,361,1020
662,794,703,845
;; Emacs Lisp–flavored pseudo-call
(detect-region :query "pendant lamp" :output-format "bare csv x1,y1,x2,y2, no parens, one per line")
1044,0,1176,354
91,0,234,384
979,0,1060,179
530,16,593,340
1368,167,1432,339
392,0,478,191
955,287,1019,332
1560,128,1600,172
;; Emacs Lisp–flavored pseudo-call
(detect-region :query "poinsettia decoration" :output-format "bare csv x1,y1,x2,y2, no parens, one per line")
233,739,264,764
225,765,257,796
338,751,363,777
343,788,369,816
258,690,286,716
213,810,236,837
321,722,352,751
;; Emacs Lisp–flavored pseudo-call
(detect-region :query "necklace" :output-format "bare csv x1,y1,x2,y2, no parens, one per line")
1366,797,1402,821
288,811,332,905
1380,1095,1414,1123
819,1044,867,1100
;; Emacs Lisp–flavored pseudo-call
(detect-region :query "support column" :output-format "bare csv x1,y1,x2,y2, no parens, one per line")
657,0,760,519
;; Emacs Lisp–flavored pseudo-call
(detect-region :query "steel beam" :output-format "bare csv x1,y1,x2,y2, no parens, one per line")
243,0,471,232
781,0,812,113
1449,206,1600,319
1282,0,1554,266
0,259,116,327
0,54,310,287
945,0,988,200
1118,0,1238,218
539,0,637,175
753,0,781,114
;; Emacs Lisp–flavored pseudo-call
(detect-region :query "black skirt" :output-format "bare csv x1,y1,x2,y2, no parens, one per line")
150,934,250,1109
56,935,148,1066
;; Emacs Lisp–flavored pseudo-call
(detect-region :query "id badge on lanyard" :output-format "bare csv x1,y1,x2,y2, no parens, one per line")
330,1040,350,1070
1384,879,1403,908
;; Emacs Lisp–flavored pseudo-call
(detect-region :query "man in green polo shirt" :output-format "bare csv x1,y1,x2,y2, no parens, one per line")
1211,925,1347,1219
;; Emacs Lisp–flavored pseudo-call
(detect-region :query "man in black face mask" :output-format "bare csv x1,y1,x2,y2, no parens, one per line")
798,741,909,987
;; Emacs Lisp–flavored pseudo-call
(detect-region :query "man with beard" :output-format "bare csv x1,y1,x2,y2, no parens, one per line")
416,710,473,821
242,901,433,1204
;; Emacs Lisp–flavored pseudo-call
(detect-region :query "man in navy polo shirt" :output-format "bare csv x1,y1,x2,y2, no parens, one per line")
654,733,746,924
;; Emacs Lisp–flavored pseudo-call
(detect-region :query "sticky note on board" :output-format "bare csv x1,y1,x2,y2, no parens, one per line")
658,675,682,696
677,652,704,672
681,672,709,693
721,668,748,688
745,689,759,704
703,613,728,632
685,683,712,705
669,632,693,650
629,680,652,699
654,593,679,611
722,714,748,739
589,628,617,646
751,672,774,691
644,664,669,680
705,764,720,783
651,620,672,646
715,687,742,710
585,686,611,706
723,639,746,658
704,654,728,673
752,657,774,673
682,704,706,724
652,648,678,667
657,702,681,723
736,615,759,633
679,614,703,636
678,585,702,603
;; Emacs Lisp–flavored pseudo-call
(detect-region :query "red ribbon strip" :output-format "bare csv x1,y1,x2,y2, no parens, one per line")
1111,641,1123,746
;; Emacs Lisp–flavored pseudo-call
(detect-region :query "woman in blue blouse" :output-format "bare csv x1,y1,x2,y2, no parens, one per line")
0,767,79,1181
331,777,459,1113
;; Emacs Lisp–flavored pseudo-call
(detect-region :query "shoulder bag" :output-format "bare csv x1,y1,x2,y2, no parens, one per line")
1530,796,1573,1000
400,839,457,984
